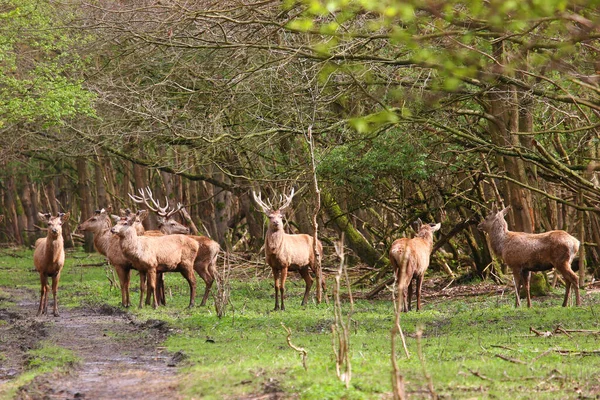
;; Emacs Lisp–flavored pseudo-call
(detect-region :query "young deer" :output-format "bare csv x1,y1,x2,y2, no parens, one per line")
389,220,441,312
110,210,199,309
34,212,70,316
130,188,220,306
253,188,322,311
478,206,580,307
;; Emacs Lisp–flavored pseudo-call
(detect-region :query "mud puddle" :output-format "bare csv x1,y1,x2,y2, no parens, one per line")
0,288,182,400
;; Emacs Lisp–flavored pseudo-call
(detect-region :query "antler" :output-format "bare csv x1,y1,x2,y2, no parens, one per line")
279,187,295,211
252,190,273,213
252,187,296,213
128,187,182,219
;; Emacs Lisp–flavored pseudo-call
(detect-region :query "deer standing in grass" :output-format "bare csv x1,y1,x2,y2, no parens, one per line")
478,206,580,307
34,212,70,316
130,188,220,306
78,208,140,307
389,220,441,312
253,188,322,311
111,210,199,309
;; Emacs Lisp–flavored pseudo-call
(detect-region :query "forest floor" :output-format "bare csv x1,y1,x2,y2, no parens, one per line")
0,288,182,400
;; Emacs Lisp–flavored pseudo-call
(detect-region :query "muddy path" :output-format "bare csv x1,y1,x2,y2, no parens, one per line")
0,288,182,400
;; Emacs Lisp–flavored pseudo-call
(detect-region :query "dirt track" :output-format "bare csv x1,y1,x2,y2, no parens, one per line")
0,288,182,400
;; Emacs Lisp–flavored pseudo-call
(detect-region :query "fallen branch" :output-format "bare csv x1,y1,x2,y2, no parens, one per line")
468,369,493,381
495,354,527,364
530,327,552,337
282,323,308,371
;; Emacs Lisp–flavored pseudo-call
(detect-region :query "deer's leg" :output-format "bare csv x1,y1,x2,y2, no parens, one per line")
512,268,522,308
280,267,288,311
416,274,424,311
138,271,147,309
408,278,416,311
272,268,281,311
299,266,313,306
559,263,580,307
179,266,197,308
147,270,158,309
156,272,166,306
195,263,213,307
38,273,48,316
51,271,61,317
145,273,153,306
521,270,532,308
115,265,129,307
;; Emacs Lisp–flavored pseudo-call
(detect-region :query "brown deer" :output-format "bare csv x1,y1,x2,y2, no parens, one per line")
130,188,220,306
252,188,322,311
389,220,441,312
110,210,199,309
478,206,580,307
34,212,70,316
78,208,140,307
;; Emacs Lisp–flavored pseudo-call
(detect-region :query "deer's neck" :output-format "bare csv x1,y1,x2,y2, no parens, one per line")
120,228,143,260
416,232,434,248
45,234,64,264
487,221,509,256
266,227,285,251
94,228,112,256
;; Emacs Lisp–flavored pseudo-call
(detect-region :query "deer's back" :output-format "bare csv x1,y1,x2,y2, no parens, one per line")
193,236,220,263
390,237,433,277
503,230,579,266
146,234,200,269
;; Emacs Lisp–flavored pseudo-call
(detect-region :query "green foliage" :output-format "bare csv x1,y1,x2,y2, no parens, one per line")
319,127,429,194
0,0,95,128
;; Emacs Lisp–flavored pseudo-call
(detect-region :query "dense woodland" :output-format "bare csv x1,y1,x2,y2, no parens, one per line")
1,0,600,288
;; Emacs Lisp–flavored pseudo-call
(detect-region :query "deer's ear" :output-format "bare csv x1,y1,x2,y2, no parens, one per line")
137,209,149,221
430,223,441,232
414,218,423,230
500,206,511,216
111,215,120,223
38,213,50,223
60,212,70,222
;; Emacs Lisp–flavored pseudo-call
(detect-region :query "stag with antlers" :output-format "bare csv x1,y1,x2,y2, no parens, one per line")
130,187,220,307
253,188,323,311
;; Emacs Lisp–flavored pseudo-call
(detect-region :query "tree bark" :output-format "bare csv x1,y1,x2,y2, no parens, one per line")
77,157,95,252
322,191,388,269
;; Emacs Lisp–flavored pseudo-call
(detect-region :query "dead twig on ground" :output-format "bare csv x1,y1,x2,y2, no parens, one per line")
495,354,527,364
281,323,308,371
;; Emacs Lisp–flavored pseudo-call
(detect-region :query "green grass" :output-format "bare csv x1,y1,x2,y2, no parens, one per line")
2,247,600,399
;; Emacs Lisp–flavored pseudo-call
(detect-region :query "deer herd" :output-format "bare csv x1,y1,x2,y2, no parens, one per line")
21,187,582,317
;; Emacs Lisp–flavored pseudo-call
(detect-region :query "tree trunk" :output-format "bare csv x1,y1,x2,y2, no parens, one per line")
322,191,388,270
18,175,35,247
77,157,95,252
94,154,108,209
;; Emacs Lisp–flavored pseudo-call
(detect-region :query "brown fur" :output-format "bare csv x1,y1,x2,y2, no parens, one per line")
389,221,440,312
34,212,70,316
110,210,200,309
478,206,580,307
263,208,322,311
149,215,220,307
78,209,138,307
